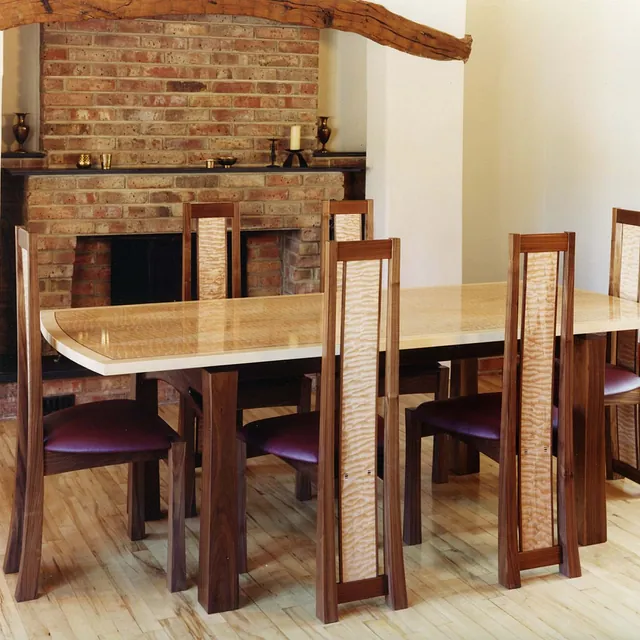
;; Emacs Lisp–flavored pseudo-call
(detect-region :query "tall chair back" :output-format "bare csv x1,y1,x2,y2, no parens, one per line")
316,238,406,622
608,208,640,470
182,202,241,300
16,227,43,462
609,209,640,371
320,200,374,289
499,232,579,588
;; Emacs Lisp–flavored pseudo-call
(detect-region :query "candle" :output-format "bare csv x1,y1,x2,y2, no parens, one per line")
289,125,301,151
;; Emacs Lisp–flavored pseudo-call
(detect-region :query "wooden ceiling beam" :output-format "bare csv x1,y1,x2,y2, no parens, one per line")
0,0,472,62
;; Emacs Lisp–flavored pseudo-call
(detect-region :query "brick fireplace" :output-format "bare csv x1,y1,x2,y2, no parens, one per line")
0,14,365,418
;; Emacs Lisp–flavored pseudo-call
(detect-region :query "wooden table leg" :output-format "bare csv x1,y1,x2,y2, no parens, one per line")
573,334,607,546
449,359,481,475
130,375,162,521
198,368,239,614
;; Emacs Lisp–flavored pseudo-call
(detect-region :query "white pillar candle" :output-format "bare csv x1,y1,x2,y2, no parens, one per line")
289,125,301,151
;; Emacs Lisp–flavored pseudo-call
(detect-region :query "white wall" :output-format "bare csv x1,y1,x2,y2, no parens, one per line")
463,0,640,292
318,30,367,151
367,0,467,287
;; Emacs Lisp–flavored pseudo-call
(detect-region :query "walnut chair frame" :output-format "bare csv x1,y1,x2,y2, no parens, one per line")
4,227,186,601
405,233,581,589
316,238,407,621
606,208,640,482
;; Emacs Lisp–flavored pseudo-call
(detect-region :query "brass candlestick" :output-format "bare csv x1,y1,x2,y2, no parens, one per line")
266,138,279,168
283,149,308,168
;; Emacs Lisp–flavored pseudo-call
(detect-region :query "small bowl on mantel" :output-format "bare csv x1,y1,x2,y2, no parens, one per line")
216,156,237,169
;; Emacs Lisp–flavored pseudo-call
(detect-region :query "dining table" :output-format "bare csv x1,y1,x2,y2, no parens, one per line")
40,282,640,614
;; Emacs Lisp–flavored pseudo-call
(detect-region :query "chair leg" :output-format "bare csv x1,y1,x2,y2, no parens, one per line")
178,395,197,518
498,449,521,589
295,375,314,501
605,405,614,481
432,365,451,485
4,429,27,574
15,454,44,602
128,462,146,542
403,407,423,546
432,433,450,484
167,441,187,593
237,439,248,574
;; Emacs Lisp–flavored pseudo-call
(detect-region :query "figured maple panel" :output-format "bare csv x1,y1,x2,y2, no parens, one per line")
616,405,638,468
519,251,558,552
197,218,227,301
334,215,363,291
619,224,640,302
334,215,363,243
339,259,381,583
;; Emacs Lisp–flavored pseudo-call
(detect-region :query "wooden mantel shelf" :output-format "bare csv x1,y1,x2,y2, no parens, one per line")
4,166,364,177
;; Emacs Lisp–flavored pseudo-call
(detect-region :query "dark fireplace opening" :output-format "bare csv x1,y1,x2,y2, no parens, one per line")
74,233,248,308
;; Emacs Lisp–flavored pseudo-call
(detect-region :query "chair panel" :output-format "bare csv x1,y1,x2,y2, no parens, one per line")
616,404,638,467
197,217,228,300
619,223,640,302
519,251,558,552
334,214,363,243
338,259,381,583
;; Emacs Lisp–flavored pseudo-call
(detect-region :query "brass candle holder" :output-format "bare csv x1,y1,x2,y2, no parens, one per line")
76,154,92,169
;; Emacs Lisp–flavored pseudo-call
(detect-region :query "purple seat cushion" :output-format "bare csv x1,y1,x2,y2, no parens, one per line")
415,392,558,441
44,399,177,454
240,411,385,465
605,364,640,397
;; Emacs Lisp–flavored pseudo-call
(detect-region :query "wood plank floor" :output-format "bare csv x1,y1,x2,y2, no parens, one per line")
1,376,640,638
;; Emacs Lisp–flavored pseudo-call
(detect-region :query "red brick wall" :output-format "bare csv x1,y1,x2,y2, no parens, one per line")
22,171,344,306
71,237,111,307
40,15,319,168
246,233,283,296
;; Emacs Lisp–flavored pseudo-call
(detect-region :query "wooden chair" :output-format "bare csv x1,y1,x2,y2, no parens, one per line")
182,201,241,301
240,238,407,622
404,232,581,588
606,208,640,482
320,200,450,512
153,203,310,537
4,227,186,601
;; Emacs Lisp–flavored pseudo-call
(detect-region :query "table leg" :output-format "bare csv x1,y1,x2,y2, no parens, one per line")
573,334,607,546
130,375,162,521
198,369,239,614
449,359,481,475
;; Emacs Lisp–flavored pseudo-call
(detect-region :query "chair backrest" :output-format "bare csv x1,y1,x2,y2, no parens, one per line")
182,202,241,301
499,232,579,587
320,200,374,290
609,208,640,374
15,227,43,456
316,237,406,622
608,208,640,471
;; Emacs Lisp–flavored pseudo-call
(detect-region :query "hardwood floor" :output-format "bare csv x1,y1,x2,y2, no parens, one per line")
1,376,640,638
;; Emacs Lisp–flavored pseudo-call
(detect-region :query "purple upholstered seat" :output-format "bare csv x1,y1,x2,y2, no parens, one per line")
605,364,640,397
414,392,558,441
44,399,178,454
240,411,385,465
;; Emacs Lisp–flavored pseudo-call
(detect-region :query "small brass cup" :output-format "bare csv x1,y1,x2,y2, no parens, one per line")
100,153,112,170
205,159,215,169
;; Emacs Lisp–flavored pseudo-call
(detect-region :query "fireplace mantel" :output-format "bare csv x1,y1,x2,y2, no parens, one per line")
4,166,364,177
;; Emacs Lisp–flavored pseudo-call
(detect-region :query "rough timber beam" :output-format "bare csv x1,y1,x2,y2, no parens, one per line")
0,0,472,62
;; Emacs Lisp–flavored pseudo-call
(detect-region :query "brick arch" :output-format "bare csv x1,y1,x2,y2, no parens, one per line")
0,0,471,62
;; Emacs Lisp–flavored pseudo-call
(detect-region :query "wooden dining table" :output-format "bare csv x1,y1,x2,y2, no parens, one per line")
40,282,640,614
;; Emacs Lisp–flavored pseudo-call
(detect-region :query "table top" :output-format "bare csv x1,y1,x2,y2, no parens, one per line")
40,282,640,376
